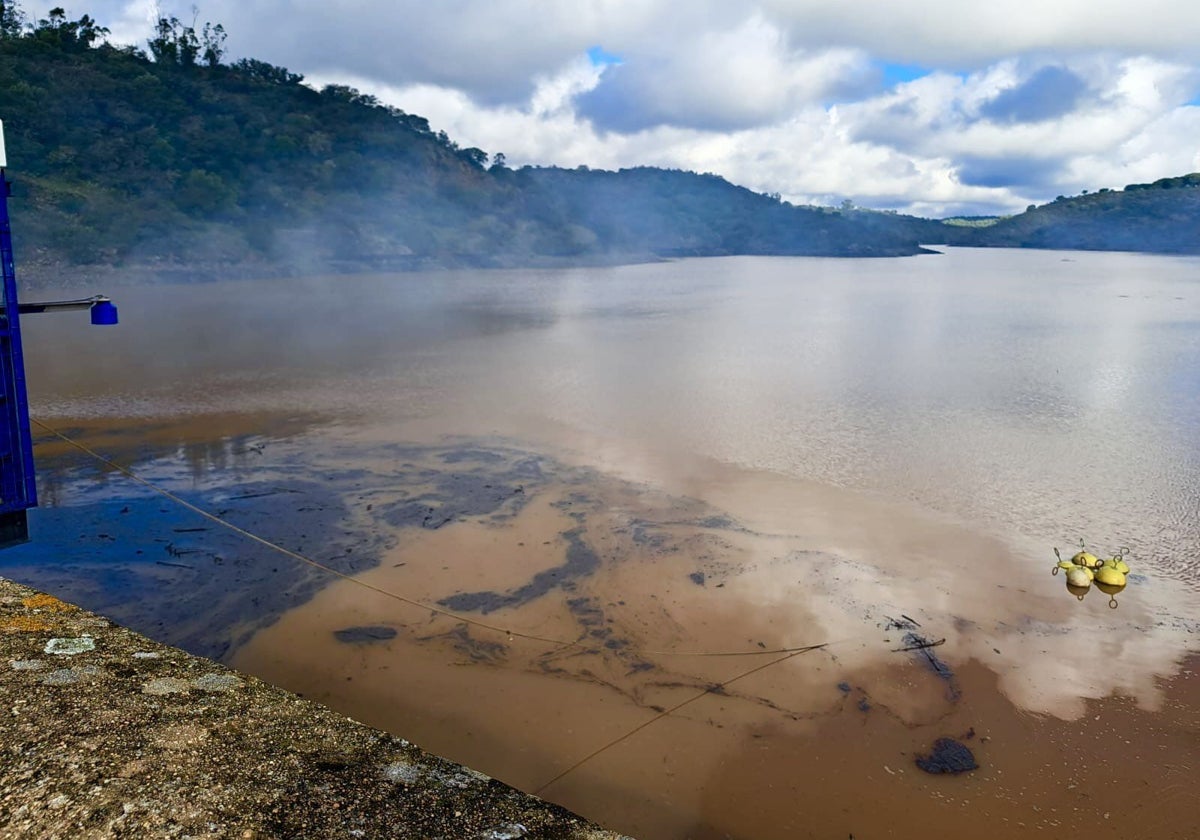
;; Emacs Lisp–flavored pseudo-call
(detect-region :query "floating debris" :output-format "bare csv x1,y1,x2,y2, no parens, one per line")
890,625,961,701
915,738,978,774
892,637,945,653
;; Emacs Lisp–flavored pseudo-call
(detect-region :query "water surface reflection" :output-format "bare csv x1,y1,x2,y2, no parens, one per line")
8,248,1200,838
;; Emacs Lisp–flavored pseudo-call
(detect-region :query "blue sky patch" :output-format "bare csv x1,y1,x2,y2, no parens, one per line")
880,62,930,88
587,46,623,66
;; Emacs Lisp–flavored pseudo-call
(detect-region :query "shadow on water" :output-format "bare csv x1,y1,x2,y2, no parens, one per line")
3,415,374,659
2,417,590,662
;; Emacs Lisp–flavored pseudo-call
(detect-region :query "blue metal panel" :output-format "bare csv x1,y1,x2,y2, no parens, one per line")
0,169,38,539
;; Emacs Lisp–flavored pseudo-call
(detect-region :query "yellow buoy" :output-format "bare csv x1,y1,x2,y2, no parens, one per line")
1095,566,1126,587
1066,567,1092,589
1102,556,1131,575
1070,551,1100,568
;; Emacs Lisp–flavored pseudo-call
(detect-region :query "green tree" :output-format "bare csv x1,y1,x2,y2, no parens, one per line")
230,58,304,86
201,21,225,67
459,147,488,169
31,7,108,50
0,0,25,38
148,14,215,67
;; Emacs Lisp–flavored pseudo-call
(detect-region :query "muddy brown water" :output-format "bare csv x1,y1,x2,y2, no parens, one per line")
7,250,1200,838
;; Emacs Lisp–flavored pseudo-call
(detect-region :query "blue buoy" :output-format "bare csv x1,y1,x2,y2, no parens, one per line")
90,300,118,325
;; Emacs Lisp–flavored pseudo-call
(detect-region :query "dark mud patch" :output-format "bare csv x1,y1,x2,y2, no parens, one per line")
626,514,746,552
381,454,545,529
915,737,978,774
2,476,379,661
566,595,627,650
334,626,399,644
695,515,738,530
437,528,601,614
629,520,673,550
438,448,507,465
5,433,559,662
419,623,508,663
383,481,527,530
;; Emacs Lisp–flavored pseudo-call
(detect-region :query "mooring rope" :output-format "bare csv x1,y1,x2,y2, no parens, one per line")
533,641,828,794
34,417,866,792
31,418,839,659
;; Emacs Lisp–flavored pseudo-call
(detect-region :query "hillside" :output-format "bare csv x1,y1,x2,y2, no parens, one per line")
950,176,1200,254
0,9,927,287
3,8,1195,285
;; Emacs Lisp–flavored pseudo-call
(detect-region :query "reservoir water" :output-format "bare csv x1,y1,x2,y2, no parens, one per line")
6,248,1199,838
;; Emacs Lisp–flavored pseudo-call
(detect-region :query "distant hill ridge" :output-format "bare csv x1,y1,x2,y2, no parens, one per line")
1,6,1197,285
944,174,1200,254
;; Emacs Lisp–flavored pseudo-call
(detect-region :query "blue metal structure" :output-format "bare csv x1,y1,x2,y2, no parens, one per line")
0,119,118,548
0,162,37,548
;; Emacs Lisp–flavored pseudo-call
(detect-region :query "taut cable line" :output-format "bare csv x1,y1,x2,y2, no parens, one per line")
35,417,851,794
31,417,841,659
533,641,828,794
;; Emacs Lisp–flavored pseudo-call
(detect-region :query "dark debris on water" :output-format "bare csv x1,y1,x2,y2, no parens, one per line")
915,738,978,774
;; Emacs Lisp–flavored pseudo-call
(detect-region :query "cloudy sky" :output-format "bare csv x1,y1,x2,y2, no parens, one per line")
22,0,1200,215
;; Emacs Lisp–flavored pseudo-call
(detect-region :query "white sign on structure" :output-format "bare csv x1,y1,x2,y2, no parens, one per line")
0,119,7,168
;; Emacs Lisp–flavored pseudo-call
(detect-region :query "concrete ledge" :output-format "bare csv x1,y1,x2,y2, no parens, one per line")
1,576,631,840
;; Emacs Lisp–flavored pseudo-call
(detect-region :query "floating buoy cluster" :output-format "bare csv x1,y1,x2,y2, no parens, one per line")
1052,542,1131,608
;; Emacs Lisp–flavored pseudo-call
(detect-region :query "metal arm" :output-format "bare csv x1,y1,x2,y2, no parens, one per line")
0,294,119,324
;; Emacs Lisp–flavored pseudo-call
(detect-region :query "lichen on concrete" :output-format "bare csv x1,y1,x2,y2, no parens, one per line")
0,575,632,840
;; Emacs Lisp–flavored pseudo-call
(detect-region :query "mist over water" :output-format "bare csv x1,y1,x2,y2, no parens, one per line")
12,247,1200,839
25,248,1200,567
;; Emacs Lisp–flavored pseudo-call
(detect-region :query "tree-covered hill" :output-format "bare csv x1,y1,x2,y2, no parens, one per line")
948,176,1200,254
2,5,1195,286
516,166,941,258
0,7,930,286
0,7,535,282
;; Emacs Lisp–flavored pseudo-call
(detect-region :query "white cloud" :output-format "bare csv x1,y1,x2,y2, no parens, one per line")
761,0,1200,66
325,49,1195,216
53,1,1200,98
17,0,1200,215
576,14,873,130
